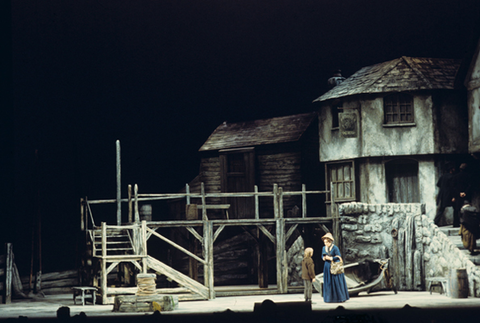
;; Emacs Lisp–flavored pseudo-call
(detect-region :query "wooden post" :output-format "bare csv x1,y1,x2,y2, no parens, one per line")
80,198,85,231
134,184,140,223
203,221,215,299
142,221,148,273
273,184,279,219
186,184,191,205
254,185,259,220
116,140,121,225
276,217,285,293
279,187,284,219
398,228,406,291
258,231,268,288
405,216,413,290
302,184,307,218
201,183,207,221
330,182,341,253
4,243,13,304
101,222,108,305
128,185,132,223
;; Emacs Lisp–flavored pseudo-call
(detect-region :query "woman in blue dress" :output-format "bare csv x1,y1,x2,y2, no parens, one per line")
321,232,349,303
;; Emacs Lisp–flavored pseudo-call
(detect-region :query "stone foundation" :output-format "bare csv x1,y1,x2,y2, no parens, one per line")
339,202,480,297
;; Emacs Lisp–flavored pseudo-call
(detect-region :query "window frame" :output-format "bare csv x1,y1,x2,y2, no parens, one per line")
325,160,356,203
383,93,415,126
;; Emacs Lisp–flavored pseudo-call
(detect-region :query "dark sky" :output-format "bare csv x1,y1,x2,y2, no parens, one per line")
3,0,480,273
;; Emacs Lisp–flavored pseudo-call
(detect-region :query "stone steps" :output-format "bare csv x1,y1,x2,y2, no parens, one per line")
437,225,480,266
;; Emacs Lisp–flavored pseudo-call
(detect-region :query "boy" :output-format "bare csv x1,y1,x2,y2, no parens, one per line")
302,247,316,302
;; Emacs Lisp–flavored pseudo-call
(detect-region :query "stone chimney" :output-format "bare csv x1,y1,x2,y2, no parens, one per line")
327,70,346,89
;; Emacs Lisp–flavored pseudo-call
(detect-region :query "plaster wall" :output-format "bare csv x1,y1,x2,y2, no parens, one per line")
468,87,480,153
339,202,480,297
357,158,438,220
319,95,437,162
318,101,361,161
358,161,385,204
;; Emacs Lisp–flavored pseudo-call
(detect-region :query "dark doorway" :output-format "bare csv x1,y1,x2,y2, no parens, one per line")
386,159,419,203
219,148,255,219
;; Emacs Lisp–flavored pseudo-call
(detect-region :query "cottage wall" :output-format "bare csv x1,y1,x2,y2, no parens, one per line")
468,87,480,153
318,92,466,162
339,202,480,297
467,47,480,154
356,158,436,220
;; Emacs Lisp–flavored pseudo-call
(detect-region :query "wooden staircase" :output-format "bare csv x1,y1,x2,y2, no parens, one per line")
438,225,480,268
146,256,209,299
91,228,135,257
89,223,212,304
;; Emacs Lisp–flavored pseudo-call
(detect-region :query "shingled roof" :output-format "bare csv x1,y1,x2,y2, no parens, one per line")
199,112,317,152
313,56,461,102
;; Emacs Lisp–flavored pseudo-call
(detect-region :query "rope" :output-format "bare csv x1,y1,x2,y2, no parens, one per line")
136,276,156,295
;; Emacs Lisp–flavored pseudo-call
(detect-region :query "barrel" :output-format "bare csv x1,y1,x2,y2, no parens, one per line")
448,268,469,298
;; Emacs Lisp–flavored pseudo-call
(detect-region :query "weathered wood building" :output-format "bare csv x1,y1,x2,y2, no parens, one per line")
168,112,326,286
313,56,475,222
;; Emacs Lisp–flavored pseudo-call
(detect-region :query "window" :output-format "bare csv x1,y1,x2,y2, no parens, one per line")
331,105,340,129
384,93,414,124
326,161,355,202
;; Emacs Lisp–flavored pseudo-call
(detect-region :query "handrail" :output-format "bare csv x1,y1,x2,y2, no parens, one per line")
82,182,330,229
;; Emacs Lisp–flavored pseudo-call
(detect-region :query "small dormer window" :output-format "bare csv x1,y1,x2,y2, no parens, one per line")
384,93,414,124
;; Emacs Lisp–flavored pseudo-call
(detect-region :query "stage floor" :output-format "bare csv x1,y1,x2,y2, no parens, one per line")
1,290,480,322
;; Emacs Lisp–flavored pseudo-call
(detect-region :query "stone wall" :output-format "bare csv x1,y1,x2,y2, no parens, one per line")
339,202,480,297
286,235,304,287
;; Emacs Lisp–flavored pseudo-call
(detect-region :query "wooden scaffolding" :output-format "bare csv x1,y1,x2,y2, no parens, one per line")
80,183,339,304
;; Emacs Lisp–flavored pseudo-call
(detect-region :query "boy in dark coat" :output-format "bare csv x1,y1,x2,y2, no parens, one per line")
302,247,316,302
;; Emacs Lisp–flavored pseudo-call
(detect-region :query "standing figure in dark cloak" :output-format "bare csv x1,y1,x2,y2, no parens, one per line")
321,233,349,303
452,163,473,227
459,201,480,254
434,163,455,226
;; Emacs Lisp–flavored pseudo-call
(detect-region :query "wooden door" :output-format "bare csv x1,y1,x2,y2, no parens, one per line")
219,148,255,219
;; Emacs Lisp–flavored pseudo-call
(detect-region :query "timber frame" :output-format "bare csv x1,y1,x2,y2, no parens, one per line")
81,183,340,304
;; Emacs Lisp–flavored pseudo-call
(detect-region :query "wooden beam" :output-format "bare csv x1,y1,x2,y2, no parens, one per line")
134,184,140,223
201,183,207,221
202,221,215,299
106,262,120,275
128,185,132,223
302,184,307,218
130,260,142,272
254,185,259,220
213,225,225,243
146,227,206,265
276,218,286,294
80,198,85,231
197,204,230,210
186,227,203,244
116,140,121,225
258,225,275,244
101,222,108,305
285,224,298,242
317,223,330,235
4,243,13,304
146,256,209,299
141,221,147,273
